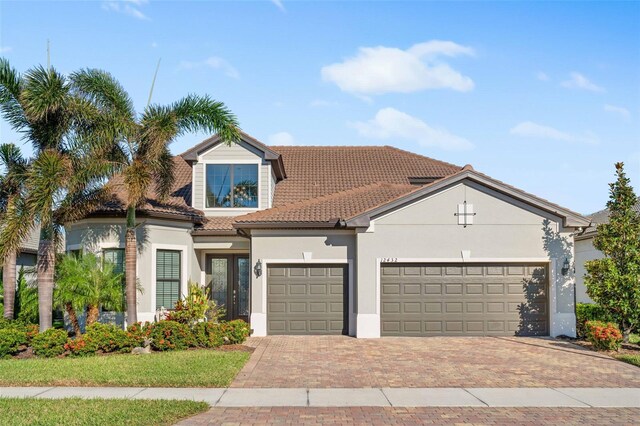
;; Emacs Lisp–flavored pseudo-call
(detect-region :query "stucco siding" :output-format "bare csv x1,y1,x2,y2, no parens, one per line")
575,237,599,304
249,230,356,335
357,182,577,337
66,218,196,323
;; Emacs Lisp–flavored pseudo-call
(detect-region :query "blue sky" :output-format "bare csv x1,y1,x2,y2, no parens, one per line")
1,0,638,215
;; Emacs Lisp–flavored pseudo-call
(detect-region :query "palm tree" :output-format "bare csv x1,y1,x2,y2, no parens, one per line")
71,69,239,324
0,143,28,319
0,59,113,331
54,252,125,335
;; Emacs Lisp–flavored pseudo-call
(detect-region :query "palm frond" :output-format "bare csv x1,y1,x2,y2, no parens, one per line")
0,57,28,132
150,146,175,202
70,68,136,122
123,159,151,207
0,195,36,260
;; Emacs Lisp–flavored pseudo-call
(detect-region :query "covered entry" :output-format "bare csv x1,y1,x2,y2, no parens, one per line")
380,263,549,336
267,264,348,335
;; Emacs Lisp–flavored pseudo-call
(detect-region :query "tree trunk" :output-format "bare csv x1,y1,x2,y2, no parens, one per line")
65,302,82,336
3,249,17,320
86,304,100,327
37,230,55,332
125,206,138,325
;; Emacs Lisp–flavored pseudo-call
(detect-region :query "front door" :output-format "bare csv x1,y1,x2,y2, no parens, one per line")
206,255,250,322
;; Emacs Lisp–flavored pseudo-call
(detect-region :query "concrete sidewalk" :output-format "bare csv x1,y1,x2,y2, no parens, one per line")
1,387,639,408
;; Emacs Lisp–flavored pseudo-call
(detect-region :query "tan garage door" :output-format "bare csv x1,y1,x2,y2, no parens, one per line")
267,264,348,335
380,263,548,336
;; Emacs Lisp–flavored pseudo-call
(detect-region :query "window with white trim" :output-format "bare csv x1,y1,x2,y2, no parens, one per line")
156,249,181,310
205,164,258,208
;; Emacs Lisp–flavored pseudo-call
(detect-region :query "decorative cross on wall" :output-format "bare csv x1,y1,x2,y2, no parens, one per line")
454,200,476,228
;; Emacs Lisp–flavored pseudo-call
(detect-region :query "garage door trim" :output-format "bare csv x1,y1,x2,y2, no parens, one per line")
262,259,354,335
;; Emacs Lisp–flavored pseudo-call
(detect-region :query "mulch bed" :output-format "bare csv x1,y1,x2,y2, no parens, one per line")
557,336,640,358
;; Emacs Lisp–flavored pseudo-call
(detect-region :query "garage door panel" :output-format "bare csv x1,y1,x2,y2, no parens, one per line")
381,263,549,336
267,265,347,335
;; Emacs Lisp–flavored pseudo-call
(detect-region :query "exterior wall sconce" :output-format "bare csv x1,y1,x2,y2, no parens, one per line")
561,258,570,276
254,259,262,278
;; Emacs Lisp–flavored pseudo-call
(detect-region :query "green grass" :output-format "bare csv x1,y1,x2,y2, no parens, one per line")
0,350,249,387
616,354,640,368
0,398,208,426
630,334,639,345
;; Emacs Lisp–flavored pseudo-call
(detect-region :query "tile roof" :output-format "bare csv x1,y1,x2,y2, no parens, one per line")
268,146,461,206
91,156,204,222
582,200,640,235
193,216,236,234
234,182,418,226
89,142,462,227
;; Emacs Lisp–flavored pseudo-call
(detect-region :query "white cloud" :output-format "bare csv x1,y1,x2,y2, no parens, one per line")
270,0,285,12
350,107,473,151
102,0,150,20
561,72,605,93
604,104,630,119
268,131,296,146
0,46,12,54
510,121,598,145
179,57,240,79
536,71,549,81
321,40,475,96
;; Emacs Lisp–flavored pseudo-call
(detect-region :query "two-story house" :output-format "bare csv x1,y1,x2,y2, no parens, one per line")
66,131,589,338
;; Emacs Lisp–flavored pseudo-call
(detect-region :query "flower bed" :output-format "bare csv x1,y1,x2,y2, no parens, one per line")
0,318,251,359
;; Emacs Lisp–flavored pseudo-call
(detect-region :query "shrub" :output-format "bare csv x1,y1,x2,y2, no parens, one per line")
148,320,196,351
576,303,614,338
586,320,623,351
165,282,225,325
32,328,68,358
84,323,135,354
193,322,224,348
126,322,152,347
0,328,27,358
219,320,251,344
0,319,38,344
64,337,97,357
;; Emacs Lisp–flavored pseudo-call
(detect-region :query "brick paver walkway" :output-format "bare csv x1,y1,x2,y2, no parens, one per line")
178,407,640,425
232,336,640,388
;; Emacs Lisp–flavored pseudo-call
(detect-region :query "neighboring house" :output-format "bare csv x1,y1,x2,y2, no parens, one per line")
575,200,640,304
16,226,39,271
66,132,589,338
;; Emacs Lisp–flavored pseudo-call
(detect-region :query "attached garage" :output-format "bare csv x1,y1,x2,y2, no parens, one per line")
380,263,548,336
267,264,348,335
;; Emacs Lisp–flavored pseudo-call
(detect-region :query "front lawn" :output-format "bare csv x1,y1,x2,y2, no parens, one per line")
0,349,250,387
0,398,207,426
616,354,640,368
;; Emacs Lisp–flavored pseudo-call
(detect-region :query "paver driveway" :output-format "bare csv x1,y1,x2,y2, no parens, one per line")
232,336,640,388
179,407,640,426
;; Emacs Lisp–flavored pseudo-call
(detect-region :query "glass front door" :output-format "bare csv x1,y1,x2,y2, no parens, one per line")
206,255,250,322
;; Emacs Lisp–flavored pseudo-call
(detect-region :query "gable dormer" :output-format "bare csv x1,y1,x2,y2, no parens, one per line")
181,132,285,216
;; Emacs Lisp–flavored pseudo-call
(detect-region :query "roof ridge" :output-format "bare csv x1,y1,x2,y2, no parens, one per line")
383,145,463,171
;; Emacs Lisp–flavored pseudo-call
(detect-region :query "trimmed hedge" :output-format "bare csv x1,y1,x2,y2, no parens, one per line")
576,303,614,338
84,323,136,354
193,322,224,348
0,328,27,358
32,328,68,358
148,321,196,351
219,320,251,344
